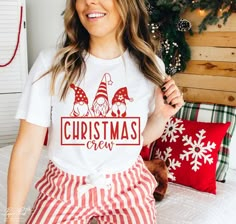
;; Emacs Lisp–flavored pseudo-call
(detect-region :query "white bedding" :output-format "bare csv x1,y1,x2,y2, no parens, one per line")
1,145,236,224
156,169,236,224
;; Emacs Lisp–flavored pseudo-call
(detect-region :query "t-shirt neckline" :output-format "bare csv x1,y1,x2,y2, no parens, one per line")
85,49,129,65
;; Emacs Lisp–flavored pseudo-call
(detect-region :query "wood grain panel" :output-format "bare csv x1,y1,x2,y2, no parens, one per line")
185,32,236,47
174,11,236,106
184,60,236,77
190,46,236,62
178,87,236,106
173,73,236,92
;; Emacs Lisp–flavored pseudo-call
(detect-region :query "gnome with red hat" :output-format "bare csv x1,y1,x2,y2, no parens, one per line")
70,84,90,117
91,73,113,117
111,87,133,117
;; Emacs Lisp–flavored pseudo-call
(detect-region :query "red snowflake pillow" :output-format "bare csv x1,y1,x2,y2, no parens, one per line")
151,117,230,194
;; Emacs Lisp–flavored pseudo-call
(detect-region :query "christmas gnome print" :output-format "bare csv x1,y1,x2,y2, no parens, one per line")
70,73,133,118
61,73,140,151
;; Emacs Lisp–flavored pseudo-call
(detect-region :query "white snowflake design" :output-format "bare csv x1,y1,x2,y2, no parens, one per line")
161,118,185,142
180,129,216,172
154,147,181,181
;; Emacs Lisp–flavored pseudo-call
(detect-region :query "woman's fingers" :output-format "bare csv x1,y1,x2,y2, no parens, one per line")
161,76,184,107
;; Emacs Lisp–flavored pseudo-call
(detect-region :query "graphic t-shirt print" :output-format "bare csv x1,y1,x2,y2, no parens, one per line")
61,73,140,150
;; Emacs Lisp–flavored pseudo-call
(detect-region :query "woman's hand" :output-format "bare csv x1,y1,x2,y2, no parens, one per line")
154,76,184,119
142,76,184,146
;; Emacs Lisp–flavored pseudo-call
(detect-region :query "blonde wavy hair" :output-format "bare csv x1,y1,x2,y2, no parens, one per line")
47,0,166,100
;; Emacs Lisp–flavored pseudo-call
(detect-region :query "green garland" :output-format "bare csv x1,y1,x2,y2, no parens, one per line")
146,0,236,75
147,0,192,75
191,0,236,33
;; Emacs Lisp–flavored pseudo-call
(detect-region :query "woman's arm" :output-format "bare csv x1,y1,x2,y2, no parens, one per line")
6,120,47,224
142,111,169,146
142,76,184,146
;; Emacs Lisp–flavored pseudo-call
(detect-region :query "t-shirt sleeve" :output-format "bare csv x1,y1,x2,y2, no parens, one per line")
15,50,53,127
148,56,166,115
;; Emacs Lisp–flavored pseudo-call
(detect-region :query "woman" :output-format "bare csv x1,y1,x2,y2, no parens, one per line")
7,0,184,223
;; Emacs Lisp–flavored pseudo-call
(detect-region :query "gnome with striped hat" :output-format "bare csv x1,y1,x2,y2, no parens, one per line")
91,73,113,117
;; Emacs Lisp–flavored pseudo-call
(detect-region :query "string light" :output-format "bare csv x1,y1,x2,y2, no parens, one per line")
199,9,205,16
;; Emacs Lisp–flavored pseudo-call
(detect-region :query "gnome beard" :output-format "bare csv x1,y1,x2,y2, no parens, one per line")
70,102,90,117
91,97,110,117
111,102,127,117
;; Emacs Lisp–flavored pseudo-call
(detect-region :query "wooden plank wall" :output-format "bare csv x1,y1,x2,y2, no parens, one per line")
173,10,236,106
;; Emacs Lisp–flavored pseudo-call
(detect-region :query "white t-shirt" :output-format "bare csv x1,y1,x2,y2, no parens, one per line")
16,48,165,176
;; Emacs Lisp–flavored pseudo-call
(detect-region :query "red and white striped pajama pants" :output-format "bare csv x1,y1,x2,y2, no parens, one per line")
26,156,157,224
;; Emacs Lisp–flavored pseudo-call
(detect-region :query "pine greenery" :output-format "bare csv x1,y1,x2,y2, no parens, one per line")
146,0,236,75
